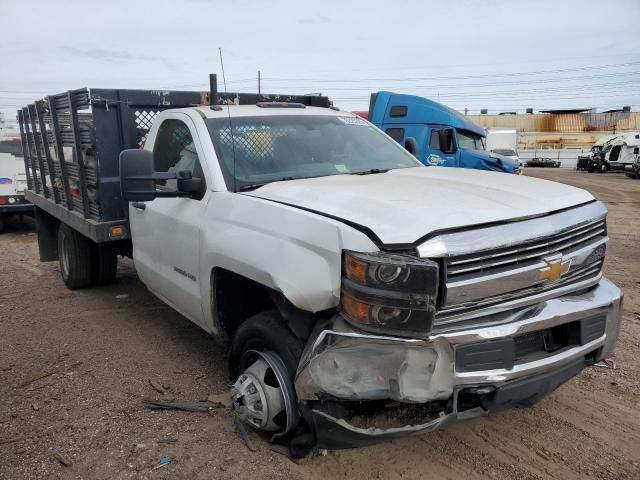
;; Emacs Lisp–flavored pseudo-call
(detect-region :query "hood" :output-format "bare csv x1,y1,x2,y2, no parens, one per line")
460,149,520,173
244,167,594,245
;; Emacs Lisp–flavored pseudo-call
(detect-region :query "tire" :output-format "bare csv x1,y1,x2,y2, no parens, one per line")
91,242,118,286
229,310,306,445
58,224,93,289
229,310,304,380
0,215,4,234
598,162,607,174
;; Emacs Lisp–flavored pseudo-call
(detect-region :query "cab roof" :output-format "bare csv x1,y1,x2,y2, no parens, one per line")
191,104,351,119
370,91,486,136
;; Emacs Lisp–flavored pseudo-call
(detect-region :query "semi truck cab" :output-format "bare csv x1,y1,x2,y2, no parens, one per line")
365,91,520,174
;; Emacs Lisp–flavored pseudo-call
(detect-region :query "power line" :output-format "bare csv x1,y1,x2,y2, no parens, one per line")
256,70,640,91
259,61,640,83
225,51,640,78
3,59,639,93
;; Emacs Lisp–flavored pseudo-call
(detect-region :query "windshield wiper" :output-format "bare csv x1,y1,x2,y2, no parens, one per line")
238,183,267,192
351,168,389,175
238,177,296,192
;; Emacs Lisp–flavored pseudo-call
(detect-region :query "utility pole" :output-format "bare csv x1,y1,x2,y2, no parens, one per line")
258,70,261,94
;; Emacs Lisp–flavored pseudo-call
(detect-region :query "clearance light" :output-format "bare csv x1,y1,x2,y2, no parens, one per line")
110,226,125,238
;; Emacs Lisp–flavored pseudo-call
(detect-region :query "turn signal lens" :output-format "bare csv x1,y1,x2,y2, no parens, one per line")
340,292,370,324
110,226,125,238
344,254,368,284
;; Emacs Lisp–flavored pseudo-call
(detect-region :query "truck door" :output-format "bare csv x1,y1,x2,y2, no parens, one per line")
425,127,457,167
129,114,208,327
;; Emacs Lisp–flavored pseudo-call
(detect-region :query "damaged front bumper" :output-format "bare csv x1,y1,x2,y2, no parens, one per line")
295,278,623,448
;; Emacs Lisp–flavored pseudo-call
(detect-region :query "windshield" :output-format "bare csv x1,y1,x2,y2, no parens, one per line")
492,148,517,156
206,115,420,191
456,129,486,150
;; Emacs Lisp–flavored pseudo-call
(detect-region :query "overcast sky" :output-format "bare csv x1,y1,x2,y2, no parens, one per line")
1,0,639,118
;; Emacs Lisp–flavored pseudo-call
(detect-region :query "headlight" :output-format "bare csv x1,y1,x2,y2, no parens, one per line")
340,251,439,337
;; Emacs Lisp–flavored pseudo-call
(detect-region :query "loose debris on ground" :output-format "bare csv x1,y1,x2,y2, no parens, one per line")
1,170,639,479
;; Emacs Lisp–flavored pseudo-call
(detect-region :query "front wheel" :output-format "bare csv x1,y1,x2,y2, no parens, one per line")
229,311,304,438
598,162,608,173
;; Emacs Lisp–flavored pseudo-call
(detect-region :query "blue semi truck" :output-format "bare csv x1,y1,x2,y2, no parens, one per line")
356,91,520,174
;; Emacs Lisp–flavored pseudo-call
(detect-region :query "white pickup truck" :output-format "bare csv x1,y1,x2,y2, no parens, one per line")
20,83,623,453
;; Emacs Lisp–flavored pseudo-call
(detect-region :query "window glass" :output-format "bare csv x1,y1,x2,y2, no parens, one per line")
456,129,486,150
206,115,420,191
153,119,206,199
609,146,621,162
389,105,408,117
385,128,405,143
429,130,440,150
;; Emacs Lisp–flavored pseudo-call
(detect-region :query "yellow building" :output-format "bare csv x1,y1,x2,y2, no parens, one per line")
469,110,640,150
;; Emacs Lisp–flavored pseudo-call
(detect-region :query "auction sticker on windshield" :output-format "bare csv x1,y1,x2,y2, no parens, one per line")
338,116,369,126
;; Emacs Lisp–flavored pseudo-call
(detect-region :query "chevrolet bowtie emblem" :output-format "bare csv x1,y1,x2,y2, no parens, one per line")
538,257,572,282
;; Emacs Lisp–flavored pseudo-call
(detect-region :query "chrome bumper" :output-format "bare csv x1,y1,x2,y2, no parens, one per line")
295,278,622,444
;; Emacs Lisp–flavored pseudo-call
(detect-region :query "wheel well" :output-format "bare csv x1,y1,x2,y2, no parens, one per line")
212,268,278,339
212,268,324,342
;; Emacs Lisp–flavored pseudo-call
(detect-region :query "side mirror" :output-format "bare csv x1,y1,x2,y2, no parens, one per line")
634,147,639,155
404,137,419,157
438,129,456,154
120,149,156,202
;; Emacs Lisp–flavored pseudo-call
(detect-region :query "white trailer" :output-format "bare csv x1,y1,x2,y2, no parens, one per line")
0,152,32,232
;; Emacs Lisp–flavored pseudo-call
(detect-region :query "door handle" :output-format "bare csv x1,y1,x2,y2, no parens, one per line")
132,201,146,210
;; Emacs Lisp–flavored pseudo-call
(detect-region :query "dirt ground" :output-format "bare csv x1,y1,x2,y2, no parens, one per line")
1,169,639,480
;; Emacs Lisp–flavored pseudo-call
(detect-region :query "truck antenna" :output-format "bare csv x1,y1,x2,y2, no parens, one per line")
219,48,228,92
218,48,237,192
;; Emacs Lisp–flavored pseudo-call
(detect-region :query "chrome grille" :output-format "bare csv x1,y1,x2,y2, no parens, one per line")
424,203,609,327
447,219,606,277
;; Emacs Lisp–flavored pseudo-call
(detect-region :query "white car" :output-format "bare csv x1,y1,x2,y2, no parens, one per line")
491,148,523,174
23,91,622,453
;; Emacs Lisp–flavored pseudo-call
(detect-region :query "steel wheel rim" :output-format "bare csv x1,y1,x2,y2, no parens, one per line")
231,350,299,438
